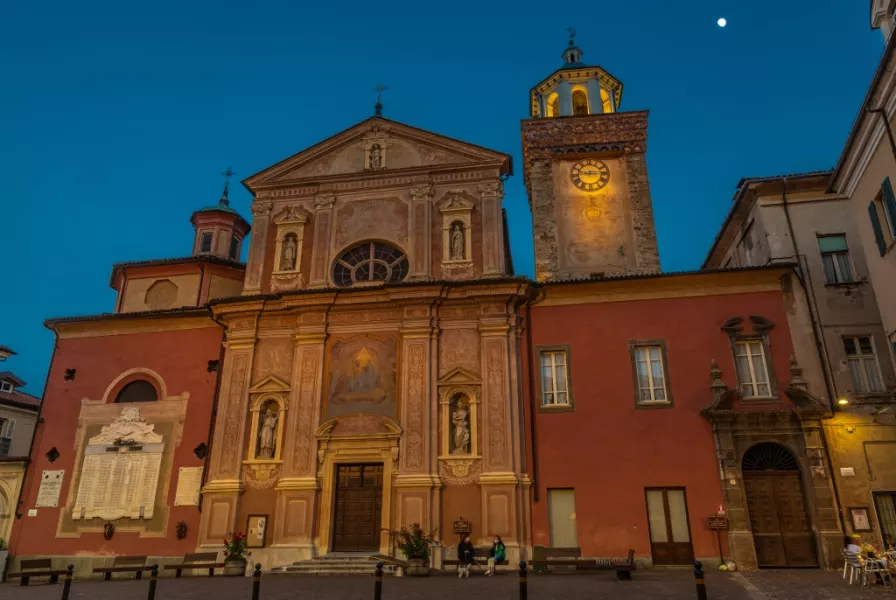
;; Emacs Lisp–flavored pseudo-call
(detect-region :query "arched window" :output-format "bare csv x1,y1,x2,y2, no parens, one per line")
332,241,409,288
600,89,613,113
229,236,240,260
571,89,589,115
115,380,158,403
547,93,560,117
742,442,799,472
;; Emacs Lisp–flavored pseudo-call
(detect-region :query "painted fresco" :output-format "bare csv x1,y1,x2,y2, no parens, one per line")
326,333,398,419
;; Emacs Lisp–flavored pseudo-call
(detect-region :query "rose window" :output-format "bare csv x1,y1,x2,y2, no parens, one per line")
332,241,409,287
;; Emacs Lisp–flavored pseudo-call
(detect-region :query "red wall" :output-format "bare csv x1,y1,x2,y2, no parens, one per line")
10,323,223,556
525,290,796,561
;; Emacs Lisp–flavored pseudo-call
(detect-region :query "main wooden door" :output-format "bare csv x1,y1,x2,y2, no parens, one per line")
742,443,818,568
332,464,383,552
645,488,695,565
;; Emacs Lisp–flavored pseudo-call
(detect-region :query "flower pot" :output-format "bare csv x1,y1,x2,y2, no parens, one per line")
405,558,429,577
224,558,247,576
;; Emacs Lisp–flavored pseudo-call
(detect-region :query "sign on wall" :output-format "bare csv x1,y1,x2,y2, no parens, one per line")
174,467,204,506
35,470,65,508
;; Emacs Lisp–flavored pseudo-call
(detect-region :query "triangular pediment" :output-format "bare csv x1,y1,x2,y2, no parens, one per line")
248,374,291,394
244,117,511,188
437,366,482,386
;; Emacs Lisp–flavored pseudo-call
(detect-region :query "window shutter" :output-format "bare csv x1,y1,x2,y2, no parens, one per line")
869,202,887,256
883,177,896,235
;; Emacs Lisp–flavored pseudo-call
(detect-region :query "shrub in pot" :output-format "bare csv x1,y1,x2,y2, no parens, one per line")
395,523,437,576
222,532,250,576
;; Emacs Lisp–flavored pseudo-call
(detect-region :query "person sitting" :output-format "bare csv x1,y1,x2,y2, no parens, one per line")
487,535,506,576
457,536,475,578
845,534,863,556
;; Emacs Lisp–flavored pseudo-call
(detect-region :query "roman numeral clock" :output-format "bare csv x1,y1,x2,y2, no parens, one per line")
570,159,610,192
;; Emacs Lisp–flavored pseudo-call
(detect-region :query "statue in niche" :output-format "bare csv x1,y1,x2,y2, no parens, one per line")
257,404,279,459
280,234,297,271
451,396,470,455
369,144,382,169
450,223,465,260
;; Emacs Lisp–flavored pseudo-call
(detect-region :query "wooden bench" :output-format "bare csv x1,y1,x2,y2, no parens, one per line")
8,559,70,586
530,546,595,572
93,555,155,581
163,552,226,578
444,546,509,570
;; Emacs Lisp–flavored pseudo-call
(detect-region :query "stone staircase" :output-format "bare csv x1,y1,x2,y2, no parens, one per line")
271,553,399,576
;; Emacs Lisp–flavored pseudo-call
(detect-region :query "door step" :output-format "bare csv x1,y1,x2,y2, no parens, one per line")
271,554,399,576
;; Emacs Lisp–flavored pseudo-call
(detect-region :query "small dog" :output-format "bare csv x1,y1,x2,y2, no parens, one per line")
458,564,471,578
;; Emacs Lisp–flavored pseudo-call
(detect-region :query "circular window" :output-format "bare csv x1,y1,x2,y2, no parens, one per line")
332,241,409,288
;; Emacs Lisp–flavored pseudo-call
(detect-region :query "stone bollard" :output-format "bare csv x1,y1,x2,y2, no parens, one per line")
147,564,159,600
60,564,74,600
519,561,528,600
693,561,707,600
374,562,383,600
252,563,262,600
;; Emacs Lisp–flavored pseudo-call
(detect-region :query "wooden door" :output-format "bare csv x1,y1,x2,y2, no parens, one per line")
548,489,578,547
332,464,383,552
645,488,694,565
744,472,818,567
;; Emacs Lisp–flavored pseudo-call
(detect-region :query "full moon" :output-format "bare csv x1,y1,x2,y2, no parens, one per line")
717,17,727,27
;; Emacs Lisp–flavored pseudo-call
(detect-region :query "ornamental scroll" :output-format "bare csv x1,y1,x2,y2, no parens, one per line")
72,407,164,521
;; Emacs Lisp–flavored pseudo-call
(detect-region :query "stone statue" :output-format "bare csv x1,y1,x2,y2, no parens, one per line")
369,144,382,169
258,408,278,459
280,235,297,271
450,223,465,260
451,403,470,455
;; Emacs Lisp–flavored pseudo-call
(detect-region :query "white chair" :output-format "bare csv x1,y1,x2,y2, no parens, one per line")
843,551,863,585
861,558,893,591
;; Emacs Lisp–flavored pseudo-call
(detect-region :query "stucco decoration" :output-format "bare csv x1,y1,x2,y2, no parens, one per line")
243,463,281,490
438,367,482,485
326,333,399,420
404,343,427,470
253,338,294,383
335,198,408,249
484,341,508,469
440,329,480,377
145,280,179,310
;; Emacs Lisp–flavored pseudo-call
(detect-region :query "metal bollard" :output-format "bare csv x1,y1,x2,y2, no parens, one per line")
519,561,528,600
147,564,159,600
60,564,74,600
374,562,383,600
252,563,262,600
693,561,707,600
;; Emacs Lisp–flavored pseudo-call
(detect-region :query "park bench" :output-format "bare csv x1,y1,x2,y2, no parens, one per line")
530,546,595,572
8,558,69,586
593,549,637,580
444,546,509,571
163,552,226,577
93,555,155,581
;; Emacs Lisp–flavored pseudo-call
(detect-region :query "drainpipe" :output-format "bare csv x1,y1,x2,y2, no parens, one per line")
778,179,847,536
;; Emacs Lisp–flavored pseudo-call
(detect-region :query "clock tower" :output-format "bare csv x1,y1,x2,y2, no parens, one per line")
522,32,660,281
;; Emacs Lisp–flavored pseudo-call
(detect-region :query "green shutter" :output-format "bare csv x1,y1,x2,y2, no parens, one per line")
882,177,896,235
817,235,848,253
869,202,887,255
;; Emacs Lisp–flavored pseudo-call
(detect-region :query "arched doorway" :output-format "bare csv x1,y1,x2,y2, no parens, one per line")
742,442,818,567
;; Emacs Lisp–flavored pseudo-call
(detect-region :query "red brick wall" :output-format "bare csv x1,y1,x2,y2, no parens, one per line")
524,290,795,561
10,323,224,556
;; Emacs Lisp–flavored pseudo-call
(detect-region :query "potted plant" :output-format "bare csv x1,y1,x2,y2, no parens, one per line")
222,532,250,576
395,523,437,576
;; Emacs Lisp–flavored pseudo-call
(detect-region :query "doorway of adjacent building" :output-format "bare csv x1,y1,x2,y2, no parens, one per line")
742,442,818,568
645,487,695,565
547,489,578,547
873,492,896,548
331,463,383,552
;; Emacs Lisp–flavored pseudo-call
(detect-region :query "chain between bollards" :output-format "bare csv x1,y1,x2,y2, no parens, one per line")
519,561,528,600
252,563,262,600
60,564,74,600
693,561,707,600
147,564,158,600
374,561,383,600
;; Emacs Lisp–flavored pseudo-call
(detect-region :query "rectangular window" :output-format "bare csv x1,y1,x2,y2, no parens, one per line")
817,234,855,283
547,489,578,547
740,223,755,267
734,340,772,398
229,236,240,260
0,418,15,439
540,350,570,407
634,345,668,403
843,336,885,394
200,232,213,253
874,492,896,549
0,381,11,393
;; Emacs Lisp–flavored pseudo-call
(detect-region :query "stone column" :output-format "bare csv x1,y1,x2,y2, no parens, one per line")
556,80,572,116
199,320,257,547
308,193,335,288
242,201,272,295
585,79,602,114
271,312,327,557
478,181,504,277
797,412,843,569
711,413,757,570
408,183,433,281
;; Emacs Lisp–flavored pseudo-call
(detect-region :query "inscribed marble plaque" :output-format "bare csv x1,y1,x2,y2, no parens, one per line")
35,470,64,508
174,466,203,506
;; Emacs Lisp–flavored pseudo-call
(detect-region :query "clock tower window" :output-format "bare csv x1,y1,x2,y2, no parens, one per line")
572,89,589,116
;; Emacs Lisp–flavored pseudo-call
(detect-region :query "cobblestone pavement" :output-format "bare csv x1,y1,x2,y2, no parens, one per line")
0,569,883,600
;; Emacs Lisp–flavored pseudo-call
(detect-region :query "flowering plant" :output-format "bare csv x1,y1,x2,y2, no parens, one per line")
223,532,250,562
395,523,437,562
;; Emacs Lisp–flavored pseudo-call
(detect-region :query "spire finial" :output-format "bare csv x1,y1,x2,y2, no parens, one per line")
567,26,576,46
373,83,387,116
220,167,235,205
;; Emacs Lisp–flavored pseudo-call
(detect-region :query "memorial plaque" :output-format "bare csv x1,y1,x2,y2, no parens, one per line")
174,467,204,506
36,470,65,508
708,516,729,530
72,407,164,521
453,519,471,534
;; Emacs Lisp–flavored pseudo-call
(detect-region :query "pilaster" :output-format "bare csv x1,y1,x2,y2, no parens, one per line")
409,183,434,281
308,193,336,288
478,181,504,277
242,201,272,295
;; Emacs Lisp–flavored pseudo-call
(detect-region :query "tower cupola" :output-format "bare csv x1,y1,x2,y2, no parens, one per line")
190,168,251,261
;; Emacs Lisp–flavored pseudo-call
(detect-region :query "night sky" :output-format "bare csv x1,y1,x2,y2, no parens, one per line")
1,0,885,394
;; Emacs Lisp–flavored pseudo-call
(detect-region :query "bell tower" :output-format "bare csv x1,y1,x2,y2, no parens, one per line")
190,168,251,261
522,31,660,282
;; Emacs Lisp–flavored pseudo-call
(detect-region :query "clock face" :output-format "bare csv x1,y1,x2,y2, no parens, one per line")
570,159,610,192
